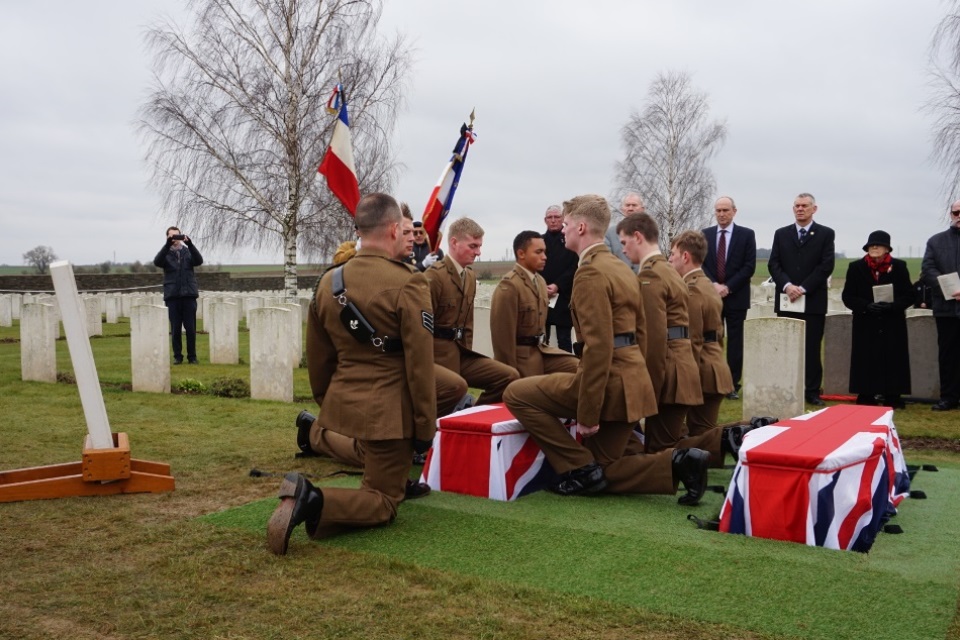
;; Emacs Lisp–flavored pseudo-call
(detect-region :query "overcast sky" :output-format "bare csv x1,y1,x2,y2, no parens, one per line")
0,1,954,269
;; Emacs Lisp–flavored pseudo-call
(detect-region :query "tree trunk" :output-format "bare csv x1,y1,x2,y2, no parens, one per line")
283,224,298,303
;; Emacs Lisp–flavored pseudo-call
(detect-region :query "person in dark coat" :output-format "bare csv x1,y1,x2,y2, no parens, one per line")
541,204,578,352
153,226,203,364
841,230,912,408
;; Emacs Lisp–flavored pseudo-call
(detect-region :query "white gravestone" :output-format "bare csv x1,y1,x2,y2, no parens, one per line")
822,313,852,396
0,295,12,327
742,317,805,421
11,293,23,320
84,297,103,337
130,305,171,393
906,314,940,399
20,303,57,383
276,302,302,368
104,295,119,324
209,302,239,365
249,307,292,401
50,261,113,450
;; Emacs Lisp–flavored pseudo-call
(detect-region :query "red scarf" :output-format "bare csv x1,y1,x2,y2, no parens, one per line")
864,253,892,283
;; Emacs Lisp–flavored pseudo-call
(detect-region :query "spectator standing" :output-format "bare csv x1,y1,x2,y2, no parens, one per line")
541,204,578,352
153,226,203,365
701,196,756,399
921,201,960,411
841,230,913,409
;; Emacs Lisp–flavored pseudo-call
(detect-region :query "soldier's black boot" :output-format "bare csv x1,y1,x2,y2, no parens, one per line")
673,448,710,506
267,473,324,556
549,462,608,496
295,410,319,457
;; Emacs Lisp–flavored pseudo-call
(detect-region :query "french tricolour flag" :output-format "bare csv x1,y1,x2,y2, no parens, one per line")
317,83,360,216
421,121,477,251
719,405,910,552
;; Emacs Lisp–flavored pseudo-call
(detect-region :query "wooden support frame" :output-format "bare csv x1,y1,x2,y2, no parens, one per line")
0,433,175,503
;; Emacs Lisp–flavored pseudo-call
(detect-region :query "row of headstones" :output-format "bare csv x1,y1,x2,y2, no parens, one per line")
17,290,317,403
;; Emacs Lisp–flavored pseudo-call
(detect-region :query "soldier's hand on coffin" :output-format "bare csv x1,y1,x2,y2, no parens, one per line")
575,423,600,437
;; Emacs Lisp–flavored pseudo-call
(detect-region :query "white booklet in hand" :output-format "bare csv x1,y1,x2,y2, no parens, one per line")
779,293,805,313
548,294,558,309
872,284,894,303
937,272,960,298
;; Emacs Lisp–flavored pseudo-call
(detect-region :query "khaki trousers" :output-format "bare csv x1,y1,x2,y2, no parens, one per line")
503,376,676,495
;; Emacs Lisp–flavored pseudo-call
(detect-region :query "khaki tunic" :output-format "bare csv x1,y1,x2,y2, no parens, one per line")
307,249,437,443
685,269,734,395
553,245,658,426
424,254,518,404
490,265,578,377
638,253,703,406
503,244,675,495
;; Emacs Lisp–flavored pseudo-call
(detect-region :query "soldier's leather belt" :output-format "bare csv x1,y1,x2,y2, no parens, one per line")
667,326,689,340
434,326,465,341
516,335,544,346
703,330,718,343
572,332,636,357
380,337,404,353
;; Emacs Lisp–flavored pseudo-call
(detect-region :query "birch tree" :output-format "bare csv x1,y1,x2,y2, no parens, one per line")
929,1,960,207
615,71,726,252
138,0,410,300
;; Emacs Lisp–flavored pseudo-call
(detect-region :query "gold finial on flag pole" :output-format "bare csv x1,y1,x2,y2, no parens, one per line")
469,108,476,128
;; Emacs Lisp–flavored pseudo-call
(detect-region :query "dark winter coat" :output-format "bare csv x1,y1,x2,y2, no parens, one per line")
921,226,960,318
541,229,577,328
841,257,912,396
153,242,204,300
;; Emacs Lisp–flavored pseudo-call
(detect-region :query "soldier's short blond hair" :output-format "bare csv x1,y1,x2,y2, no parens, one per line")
562,195,610,235
671,230,707,266
448,217,484,239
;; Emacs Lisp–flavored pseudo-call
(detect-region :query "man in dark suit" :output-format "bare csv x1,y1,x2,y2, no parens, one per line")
701,196,756,399
541,204,578,352
767,192,836,406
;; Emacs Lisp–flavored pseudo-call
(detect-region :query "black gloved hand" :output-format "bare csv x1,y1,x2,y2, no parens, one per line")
866,302,885,314
412,438,433,455
166,236,174,246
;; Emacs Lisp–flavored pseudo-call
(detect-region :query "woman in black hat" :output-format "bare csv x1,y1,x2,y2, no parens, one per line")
841,230,914,408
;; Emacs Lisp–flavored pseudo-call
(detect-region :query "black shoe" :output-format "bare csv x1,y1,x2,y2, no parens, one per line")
673,448,710,506
267,473,324,556
188,358,199,365
173,358,184,365
932,400,959,412
295,410,318,457
549,462,608,496
404,480,431,500
805,394,825,406
725,391,740,400
721,424,759,461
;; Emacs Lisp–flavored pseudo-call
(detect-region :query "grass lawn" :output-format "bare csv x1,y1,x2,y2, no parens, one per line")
1,318,959,639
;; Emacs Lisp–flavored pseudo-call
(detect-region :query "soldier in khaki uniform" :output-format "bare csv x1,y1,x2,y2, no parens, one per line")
267,193,437,555
424,217,519,404
503,195,710,505
667,231,744,468
296,214,470,476
617,213,702,453
490,231,579,377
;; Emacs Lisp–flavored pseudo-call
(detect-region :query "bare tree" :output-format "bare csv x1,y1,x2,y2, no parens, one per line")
138,0,410,300
615,71,727,252
23,246,57,274
929,2,960,208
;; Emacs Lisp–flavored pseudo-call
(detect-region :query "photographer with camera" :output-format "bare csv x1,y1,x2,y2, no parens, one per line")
153,226,203,364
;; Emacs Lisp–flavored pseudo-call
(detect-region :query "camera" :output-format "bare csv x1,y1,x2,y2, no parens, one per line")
172,234,185,240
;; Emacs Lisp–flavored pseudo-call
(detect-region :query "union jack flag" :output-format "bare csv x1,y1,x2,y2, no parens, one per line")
719,405,910,552
420,404,571,501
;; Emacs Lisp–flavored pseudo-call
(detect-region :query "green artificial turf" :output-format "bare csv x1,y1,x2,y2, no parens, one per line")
203,461,959,640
